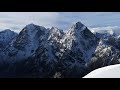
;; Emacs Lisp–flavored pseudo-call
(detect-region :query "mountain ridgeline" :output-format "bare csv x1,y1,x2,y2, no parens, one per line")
0,22,119,78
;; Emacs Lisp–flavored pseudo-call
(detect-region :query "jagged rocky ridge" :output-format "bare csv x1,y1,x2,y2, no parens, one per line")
0,22,120,78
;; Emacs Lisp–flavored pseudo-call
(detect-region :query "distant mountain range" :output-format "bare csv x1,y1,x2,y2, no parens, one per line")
0,22,120,78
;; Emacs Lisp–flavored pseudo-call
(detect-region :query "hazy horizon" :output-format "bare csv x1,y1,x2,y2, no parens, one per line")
0,12,120,33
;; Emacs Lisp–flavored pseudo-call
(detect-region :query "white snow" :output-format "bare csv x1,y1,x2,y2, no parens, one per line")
60,22,98,62
117,35,120,39
60,49,64,52
83,64,120,78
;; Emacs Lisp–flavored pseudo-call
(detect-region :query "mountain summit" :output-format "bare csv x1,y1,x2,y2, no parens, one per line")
70,22,87,32
0,29,18,48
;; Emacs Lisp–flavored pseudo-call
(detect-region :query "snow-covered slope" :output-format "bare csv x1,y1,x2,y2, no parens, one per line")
61,22,98,62
83,64,120,78
0,29,18,48
0,24,48,61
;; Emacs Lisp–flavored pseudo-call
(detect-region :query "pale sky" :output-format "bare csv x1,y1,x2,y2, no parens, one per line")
0,12,120,33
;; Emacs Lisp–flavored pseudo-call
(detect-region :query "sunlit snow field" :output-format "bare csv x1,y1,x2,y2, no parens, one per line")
83,64,120,78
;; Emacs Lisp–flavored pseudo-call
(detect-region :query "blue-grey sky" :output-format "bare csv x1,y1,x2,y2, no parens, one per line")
0,12,120,33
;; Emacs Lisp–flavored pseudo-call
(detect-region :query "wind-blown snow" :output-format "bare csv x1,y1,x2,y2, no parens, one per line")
83,64,120,78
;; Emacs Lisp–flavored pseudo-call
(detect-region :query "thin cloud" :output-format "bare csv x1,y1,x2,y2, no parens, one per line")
0,12,60,32
89,26,120,36
0,12,120,33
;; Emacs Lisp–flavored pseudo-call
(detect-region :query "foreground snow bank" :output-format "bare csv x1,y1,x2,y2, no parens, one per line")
83,64,120,78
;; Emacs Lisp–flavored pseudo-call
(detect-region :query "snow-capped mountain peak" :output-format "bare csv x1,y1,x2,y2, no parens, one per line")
48,26,64,41
50,26,64,32
24,23,46,33
70,21,87,32
0,29,17,35
0,29,18,48
3,23,48,61
51,26,58,30
25,23,36,29
4,29,12,32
